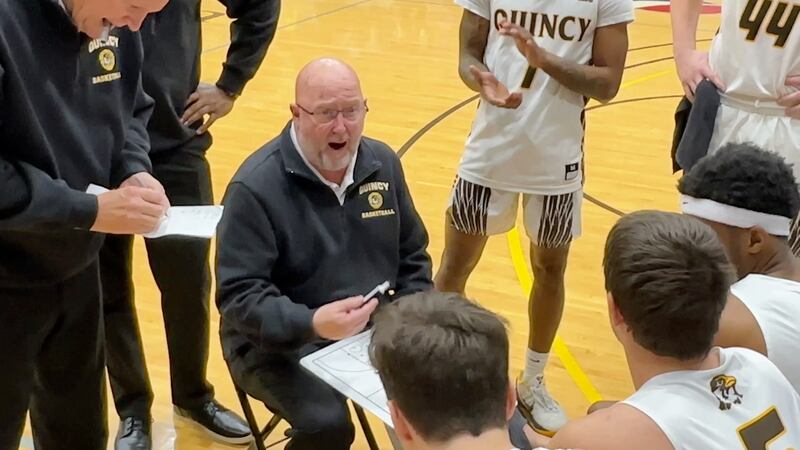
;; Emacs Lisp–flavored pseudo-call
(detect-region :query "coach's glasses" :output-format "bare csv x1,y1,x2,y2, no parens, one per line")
296,101,369,124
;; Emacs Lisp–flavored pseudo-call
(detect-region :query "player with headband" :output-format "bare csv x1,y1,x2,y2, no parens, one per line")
677,142,800,392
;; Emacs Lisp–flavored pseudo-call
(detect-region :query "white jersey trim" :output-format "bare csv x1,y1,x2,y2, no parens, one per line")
597,11,635,28
457,168,583,196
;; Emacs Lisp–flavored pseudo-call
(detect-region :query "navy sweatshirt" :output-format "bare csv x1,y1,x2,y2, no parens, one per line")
0,0,153,287
215,123,433,358
139,0,280,154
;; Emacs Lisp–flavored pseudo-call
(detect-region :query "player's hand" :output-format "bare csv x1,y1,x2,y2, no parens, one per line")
778,75,800,119
674,49,725,101
312,296,379,341
498,21,547,68
469,66,522,109
181,82,236,134
120,172,170,210
91,186,169,234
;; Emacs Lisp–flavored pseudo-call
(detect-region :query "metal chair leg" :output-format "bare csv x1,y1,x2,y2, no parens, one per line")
353,404,380,450
236,385,268,450
260,414,283,441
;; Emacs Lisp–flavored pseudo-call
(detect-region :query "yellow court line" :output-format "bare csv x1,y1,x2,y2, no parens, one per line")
620,69,673,90
506,228,604,404
505,68,673,405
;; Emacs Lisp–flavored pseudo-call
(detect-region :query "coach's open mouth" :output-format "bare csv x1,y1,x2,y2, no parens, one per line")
329,142,346,150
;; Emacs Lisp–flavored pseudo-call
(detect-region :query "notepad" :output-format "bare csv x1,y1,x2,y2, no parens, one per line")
143,205,223,239
87,184,223,238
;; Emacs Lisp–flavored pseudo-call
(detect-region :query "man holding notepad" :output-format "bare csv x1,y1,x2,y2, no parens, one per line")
215,57,433,450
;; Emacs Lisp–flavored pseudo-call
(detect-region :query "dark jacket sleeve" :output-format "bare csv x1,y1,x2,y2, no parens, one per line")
215,181,317,352
215,0,280,96
391,153,433,298
111,70,154,187
0,63,97,231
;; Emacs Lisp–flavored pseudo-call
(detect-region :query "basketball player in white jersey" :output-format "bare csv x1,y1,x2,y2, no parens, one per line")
678,143,800,392
526,211,800,450
435,0,634,434
671,0,800,252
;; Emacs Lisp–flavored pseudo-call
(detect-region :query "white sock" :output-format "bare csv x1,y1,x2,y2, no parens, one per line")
524,349,549,383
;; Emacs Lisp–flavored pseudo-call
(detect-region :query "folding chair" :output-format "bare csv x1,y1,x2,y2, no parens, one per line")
233,383,382,450
234,383,287,450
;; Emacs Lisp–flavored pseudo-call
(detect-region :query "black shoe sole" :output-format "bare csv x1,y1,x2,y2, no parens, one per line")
173,407,254,445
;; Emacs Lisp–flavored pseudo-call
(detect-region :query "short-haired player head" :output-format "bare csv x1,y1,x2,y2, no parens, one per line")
369,291,521,450
525,210,800,450
679,143,800,391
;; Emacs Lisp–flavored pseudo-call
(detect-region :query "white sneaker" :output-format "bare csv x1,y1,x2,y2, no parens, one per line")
516,374,568,435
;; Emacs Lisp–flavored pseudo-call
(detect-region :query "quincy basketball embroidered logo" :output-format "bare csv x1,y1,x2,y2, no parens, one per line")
368,192,384,210
710,375,744,410
359,181,394,218
98,49,116,72
89,36,121,85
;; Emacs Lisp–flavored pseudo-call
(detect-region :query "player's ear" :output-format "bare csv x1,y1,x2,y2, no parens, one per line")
505,379,516,421
607,292,624,327
388,400,414,442
746,226,768,255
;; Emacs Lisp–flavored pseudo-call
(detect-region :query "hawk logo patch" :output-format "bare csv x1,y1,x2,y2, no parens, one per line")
710,374,744,410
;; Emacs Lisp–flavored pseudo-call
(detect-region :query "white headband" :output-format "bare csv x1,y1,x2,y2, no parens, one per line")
680,195,792,236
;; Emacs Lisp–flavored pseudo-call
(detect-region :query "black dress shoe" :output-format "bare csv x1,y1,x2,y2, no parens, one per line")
115,416,152,450
174,399,253,445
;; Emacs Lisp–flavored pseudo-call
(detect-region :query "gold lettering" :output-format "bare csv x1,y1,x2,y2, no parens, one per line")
559,16,576,40
88,36,120,53
358,182,390,195
528,12,539,34
518,11,531,29
92,72,121,84
578,18,592,41
361,209,396,219
494,9,508,31
540,14,558,38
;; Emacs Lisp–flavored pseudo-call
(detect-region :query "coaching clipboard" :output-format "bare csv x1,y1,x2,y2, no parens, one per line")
299,330,393,427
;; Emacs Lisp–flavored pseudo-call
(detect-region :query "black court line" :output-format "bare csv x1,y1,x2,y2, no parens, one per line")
201,10,225,22
275,0,373,30
398,95,479,157
202,0,374,54
628,38,712,52
583,94,684,215
626,56,674,69
394,0,457,6
397,56,684,218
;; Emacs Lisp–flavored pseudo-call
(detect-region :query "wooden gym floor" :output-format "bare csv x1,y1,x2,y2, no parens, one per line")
19,1,723,448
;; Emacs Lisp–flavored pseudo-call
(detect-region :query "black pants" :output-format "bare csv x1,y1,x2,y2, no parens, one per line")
227,344,356,450
0,262,106,450
100,138,214,419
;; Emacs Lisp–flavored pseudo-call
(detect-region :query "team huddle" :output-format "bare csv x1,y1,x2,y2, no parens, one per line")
2,0,800,449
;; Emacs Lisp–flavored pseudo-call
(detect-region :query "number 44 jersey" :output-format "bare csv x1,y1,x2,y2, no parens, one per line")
455,0,634,196
710,0,800,101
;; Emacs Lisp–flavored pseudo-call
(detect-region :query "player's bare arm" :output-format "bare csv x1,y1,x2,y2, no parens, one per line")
459,9,522,108
670,0,725,100
712,294,768,354
498,21,628,103
778,75,800,118
543,404,673,450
